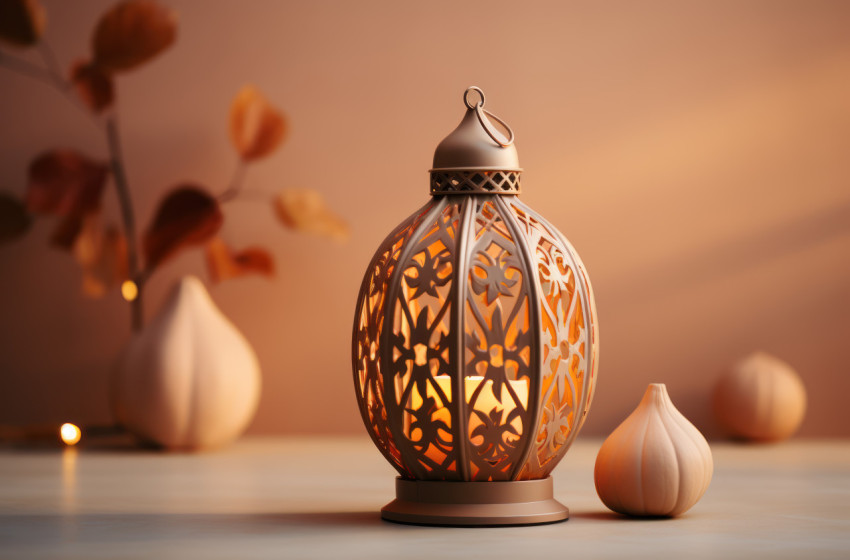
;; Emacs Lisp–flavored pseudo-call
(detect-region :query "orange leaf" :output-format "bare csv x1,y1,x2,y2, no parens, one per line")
0,0,45,48
73,213,129,298
144,185,223,269
229,85,286,161
25,150,109,249
0,192,31,243
205,237,274,283
92,0,176,73
70,59,114,113
274,188,349,242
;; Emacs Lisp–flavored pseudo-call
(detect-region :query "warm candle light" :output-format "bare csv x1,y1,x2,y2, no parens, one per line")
59,423,81,446
410,375,529,465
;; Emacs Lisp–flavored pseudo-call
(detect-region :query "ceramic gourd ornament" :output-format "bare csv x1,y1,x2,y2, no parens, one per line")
112,276,261,450
594,383,713,517
713,352,806,442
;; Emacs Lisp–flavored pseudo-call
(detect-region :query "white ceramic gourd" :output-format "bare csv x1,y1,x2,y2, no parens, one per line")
112,276,261,450
713,352,806,442
594,383,713,517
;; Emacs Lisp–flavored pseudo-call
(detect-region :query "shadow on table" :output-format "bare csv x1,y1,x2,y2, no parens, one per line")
570,510,678,522
0,510,391,546
0,508,667,546
247,511,383,527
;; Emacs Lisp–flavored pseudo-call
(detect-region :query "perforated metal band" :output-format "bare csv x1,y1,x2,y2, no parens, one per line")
430,170,521,195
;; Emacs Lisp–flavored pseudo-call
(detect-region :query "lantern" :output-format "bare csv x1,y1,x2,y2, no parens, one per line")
352,87,599,526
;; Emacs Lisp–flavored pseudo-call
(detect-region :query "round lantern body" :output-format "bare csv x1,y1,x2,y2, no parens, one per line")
352,88,599,525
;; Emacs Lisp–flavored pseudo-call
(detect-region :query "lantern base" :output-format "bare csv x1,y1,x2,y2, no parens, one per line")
381,476,568,527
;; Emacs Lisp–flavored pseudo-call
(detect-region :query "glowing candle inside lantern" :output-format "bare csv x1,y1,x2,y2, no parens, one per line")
409,375,529,465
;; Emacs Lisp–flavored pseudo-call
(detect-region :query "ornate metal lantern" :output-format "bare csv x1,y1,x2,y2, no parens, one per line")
352,87,599,526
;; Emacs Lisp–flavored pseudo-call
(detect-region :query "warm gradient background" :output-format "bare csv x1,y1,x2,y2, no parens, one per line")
1,0,848,439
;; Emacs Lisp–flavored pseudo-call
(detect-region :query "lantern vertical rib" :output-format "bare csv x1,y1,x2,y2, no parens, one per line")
494,195,545,480
450,195,475,480
379,198,448,480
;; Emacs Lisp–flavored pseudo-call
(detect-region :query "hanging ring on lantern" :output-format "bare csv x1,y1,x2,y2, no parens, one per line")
463,86,485,109
476,106,514,147
463,86,514,147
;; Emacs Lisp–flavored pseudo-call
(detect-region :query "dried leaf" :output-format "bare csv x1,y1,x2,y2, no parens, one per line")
25,150,109,249
92,0,176,73
205,237,274,283
72,213,102,267
50,214,86,249
0,0,45,47
70,59,114,113
26,150,109,215
0,192,31,243
73,213,128,298
274,188,349,242
229,85,286,161
144,185,223,269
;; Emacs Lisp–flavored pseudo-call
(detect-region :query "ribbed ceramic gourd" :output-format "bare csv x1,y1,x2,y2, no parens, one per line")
112,276,261,450
594,383,713,517
713,352,806,442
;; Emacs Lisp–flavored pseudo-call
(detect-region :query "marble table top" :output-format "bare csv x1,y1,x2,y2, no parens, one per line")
1,436,848,559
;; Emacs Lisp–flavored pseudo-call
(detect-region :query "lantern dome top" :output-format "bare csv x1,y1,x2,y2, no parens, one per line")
430,87,522,195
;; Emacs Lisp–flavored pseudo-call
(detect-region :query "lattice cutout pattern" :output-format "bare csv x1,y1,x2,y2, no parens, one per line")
430,171,520,194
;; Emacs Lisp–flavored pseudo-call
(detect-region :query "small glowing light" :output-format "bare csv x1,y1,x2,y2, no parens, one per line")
121,280,138,302
60,423,81,446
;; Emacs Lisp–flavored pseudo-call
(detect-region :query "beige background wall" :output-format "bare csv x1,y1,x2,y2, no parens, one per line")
1,0,848,439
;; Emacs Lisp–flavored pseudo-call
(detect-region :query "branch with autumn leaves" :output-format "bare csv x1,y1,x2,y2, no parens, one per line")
0,0,348,332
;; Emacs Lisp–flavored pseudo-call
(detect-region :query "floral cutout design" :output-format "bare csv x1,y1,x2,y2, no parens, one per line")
464,200,532,480
404,249,452,299
470,249,518,304
507,198,593,480
470,406,522,463
353,202,435,476
387,201,460,479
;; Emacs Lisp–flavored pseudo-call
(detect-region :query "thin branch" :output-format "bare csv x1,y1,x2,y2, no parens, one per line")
0,46,102,127
106,115,144,332
2,44,140,332
35,43,137,330
225,190,276,202
218,161,248,202
38,42,71,93
0,50,57,89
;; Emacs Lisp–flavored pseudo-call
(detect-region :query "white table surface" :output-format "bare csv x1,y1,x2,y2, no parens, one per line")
1,436,848,559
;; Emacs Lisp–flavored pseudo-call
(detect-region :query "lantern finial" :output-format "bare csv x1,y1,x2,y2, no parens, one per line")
430,87,521,195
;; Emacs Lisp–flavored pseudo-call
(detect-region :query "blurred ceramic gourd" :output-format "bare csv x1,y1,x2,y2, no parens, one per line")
594,383,713,517
112,276,261,450
713,352,806,442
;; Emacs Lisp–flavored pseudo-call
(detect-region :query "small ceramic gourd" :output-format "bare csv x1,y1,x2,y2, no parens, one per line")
112,276,261,450
594,383,713,517
713,352,806,442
